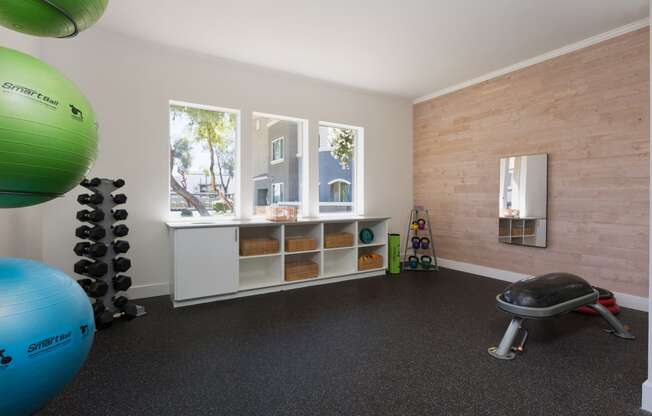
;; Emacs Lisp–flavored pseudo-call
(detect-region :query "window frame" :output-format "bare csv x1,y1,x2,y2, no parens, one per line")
317,121,364,216
328,179,352,203
251,112,309,217
270,136,285,165
168,99,242,219
271,182,284,204
168,106,366,220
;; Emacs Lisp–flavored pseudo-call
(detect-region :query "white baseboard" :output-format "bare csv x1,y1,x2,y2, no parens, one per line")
128,282,170,300
437,258,531,283
642,380,652,412
437,257,649,312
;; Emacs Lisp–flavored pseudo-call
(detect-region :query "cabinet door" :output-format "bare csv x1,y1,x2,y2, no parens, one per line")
173,227,238,301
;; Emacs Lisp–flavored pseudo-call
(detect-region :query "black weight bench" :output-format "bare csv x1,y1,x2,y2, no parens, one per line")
489,272,635,360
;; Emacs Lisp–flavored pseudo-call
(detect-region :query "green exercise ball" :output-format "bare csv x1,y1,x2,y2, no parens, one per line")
0,0,109,38
0,47,98,208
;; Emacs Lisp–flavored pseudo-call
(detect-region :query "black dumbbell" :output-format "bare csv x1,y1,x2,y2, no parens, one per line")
93,303,114,328
95,309,114,330
122,303,139,321
113,296,139,320
77,278,93,292
112,240,130,254
77,193,104,205
92,301,105,315
75,225,106,241
113,257,131,273
74,259,108,278
80,177,101,188
87,280,108,298
113,275,132,291
76,209,105,223
112,209,128,221
112,194,127,204
74,242,108,258
113,295,129,309
112,224,129,237
113,179,125,188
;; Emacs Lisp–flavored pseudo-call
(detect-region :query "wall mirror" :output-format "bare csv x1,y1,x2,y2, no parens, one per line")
498,153,547,248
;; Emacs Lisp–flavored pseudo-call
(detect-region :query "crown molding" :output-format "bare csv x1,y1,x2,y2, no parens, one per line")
413,17,650,104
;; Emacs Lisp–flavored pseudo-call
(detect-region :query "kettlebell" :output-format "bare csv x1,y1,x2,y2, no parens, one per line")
420,255,432,268
411,236,421,249
420,237,430,249
417,218,426,230
410,221,419,231
408,256,419,269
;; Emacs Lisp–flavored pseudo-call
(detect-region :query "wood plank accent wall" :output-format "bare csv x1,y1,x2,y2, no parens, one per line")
414,28,650,297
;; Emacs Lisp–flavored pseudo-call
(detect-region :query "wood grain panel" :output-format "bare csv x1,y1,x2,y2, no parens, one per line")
413,28,650,297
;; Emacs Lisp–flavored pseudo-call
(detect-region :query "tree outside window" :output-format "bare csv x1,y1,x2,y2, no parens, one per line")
169,103,237,217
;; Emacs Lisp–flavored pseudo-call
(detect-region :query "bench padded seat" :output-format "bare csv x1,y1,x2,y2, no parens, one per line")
501,273,594,308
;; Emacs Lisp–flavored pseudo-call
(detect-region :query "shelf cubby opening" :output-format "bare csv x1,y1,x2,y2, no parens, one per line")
357,244,387,271
323,248,356,277
239,255,282,289
239,225,283,256
323,221,356,249
357,220,387,246
284,223,322,252
285,252,321,282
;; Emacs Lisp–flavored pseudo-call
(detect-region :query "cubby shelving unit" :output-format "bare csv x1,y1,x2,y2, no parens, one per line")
167,216,389,307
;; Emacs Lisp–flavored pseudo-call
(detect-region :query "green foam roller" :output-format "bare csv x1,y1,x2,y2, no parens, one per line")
0,0,109,38
388,233,401,275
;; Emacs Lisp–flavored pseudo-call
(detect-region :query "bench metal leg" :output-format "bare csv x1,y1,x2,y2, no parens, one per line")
488,317,523,360
588,303,635,340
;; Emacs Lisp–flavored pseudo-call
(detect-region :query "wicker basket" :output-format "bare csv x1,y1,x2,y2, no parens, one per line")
267,205,297,222
285,260,319,281
358,253,383,271
324,232,354,248
240,238,279,256
285,237,317,252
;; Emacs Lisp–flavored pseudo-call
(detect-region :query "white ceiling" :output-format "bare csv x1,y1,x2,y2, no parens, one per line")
97,0,649,99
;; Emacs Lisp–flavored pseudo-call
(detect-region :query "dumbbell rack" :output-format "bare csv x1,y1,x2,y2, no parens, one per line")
75,177,146,329
402,206,438,271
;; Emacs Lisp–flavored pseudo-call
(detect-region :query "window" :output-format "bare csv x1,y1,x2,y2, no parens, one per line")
252,113,306,216
329,179,351,202
169,101,239,217
318,123,362,214
271,183,283,204
271,137,284,164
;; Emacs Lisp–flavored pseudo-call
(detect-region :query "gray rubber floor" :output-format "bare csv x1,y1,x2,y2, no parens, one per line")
40,268,648,415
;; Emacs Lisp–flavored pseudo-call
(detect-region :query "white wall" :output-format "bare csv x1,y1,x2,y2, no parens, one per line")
0,28,43,259
34,29,413,297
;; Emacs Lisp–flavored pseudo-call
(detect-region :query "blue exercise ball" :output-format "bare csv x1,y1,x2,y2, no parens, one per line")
0,258,95,415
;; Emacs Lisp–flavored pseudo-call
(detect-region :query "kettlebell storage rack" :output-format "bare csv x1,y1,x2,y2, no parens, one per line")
74,177,146,329
402,206,438,271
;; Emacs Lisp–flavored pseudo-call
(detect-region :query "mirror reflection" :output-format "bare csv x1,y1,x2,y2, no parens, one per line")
498,153,547,248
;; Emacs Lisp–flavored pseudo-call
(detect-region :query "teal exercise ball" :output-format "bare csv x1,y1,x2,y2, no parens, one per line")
0,0,109,38
0,47,98,208
0,258,95,416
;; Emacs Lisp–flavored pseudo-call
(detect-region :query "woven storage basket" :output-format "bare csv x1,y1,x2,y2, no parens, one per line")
240,238,279,256
324,232,354,248
358,253,383,271
285,237,317,252
285,260,319,281
267,205,297,222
